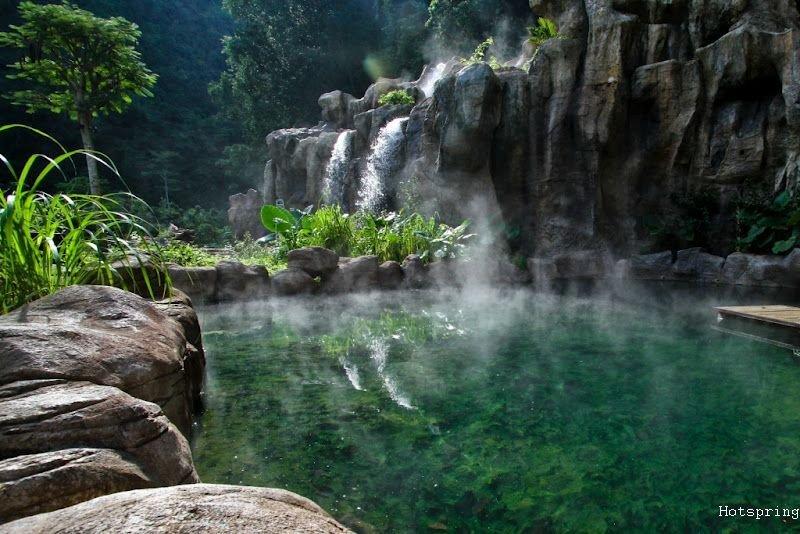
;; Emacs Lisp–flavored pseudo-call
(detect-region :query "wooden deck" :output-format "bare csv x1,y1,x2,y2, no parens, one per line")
715,305,800,329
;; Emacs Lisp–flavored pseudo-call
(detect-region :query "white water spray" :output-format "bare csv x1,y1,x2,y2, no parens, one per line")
323,130,354,206
420,62,447,98
357,117,408,212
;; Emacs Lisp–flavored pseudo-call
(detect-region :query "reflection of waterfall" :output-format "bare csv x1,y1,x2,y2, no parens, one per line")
357,117,408,213
341,358,363,391
369,338,414,410
323,130,354,206
420,62,447,98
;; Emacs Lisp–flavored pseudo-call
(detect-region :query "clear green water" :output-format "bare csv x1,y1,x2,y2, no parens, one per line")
192,288,800,532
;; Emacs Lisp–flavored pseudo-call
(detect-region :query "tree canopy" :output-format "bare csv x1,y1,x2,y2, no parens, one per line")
0,1,157,193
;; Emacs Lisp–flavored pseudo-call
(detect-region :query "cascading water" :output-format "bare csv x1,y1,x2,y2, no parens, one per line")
420,62,447,98
322,130,354,206
357,117,408,212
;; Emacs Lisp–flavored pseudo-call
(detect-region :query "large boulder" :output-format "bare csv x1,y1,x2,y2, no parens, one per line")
271,268,317,296
228,189,266,240
628,251,675,280
0,286,202,435
287,247,339,278
378,261,404,290
722,250,800,287
323,256,380,294
401,255,429,289
672,248,725,283
0,286,203,523
168,265,218,303
2,484,351,533
215,261,271,302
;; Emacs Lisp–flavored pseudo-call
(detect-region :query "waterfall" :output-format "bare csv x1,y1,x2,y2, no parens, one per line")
420,62,447,98
357,117,408,213
322,130,354,206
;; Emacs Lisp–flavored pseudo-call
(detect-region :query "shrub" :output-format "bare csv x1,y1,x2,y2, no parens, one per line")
378,90,415,107
259,201,475,263
527,17,561,48
0,125,165,313
157,240,218,267
229,235,286,273
644,187,717,253
736,190,800,254
461,37,502,70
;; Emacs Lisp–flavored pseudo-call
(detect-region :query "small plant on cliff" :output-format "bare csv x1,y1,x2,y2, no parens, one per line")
527,17,562,48
0,125,164,314
736,190,800,254
461,37,502,70
378,90,415,107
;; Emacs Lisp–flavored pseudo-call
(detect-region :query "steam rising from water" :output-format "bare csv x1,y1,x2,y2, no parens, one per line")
323,130,354,206
358,117,408,212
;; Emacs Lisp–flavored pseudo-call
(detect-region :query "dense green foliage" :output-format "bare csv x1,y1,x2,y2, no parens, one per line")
0,0,534,218
736,191,800,254
644,188,717,253
0,125,164,313
0,0,238,210
527,17,561,48
378,89,415,107
461,37,502,70
0,1,157,194
260,204,475,263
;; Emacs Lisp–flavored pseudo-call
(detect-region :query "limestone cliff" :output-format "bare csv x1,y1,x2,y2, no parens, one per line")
239,0,800,258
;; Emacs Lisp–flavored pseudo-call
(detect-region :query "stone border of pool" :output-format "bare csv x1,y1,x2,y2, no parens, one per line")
168,246,800,304
0,285,349,533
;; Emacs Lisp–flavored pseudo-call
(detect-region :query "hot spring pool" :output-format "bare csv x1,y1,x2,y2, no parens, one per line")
192,288,800,532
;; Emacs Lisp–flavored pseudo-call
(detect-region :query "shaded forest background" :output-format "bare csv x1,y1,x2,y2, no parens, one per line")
0,0,531,215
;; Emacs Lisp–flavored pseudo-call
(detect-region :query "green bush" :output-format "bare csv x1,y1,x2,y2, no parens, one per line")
461,37,501,70
378,90,415,107
157,240,218,267
736,190,800,254
644,187,717,253
0,125,165,313
527,17,562,48
229,235,287,273
259,202,475,263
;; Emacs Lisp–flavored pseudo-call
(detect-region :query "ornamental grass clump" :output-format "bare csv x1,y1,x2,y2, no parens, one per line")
0,125,165,313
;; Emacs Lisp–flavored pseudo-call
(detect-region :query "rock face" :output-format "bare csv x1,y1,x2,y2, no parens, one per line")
169,262,271,303
288,247,340,278
323,256,380,294
1,484,351,534
0,286,203,523
237,0,800,260
228,189,267,240
271,268,317,296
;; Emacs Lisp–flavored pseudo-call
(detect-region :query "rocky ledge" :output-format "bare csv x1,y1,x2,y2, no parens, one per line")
1,484,349,533
0,286,203,523
0,286,346,532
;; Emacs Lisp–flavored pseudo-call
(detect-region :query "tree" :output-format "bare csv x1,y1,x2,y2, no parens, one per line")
0,1,157,194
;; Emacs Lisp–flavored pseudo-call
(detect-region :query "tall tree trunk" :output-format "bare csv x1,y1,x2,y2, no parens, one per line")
79,114,100,195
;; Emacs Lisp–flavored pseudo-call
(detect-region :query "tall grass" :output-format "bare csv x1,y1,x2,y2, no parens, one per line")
0,125,165,313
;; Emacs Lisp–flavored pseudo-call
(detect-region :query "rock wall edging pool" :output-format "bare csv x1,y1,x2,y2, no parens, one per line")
0,285,349,532
0,286,203,523
169,246,800,304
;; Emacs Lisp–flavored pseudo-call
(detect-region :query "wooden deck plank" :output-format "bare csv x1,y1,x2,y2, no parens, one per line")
715,305,800,329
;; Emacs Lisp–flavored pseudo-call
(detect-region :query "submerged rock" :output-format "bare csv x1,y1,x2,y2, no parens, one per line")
2,484,351,533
